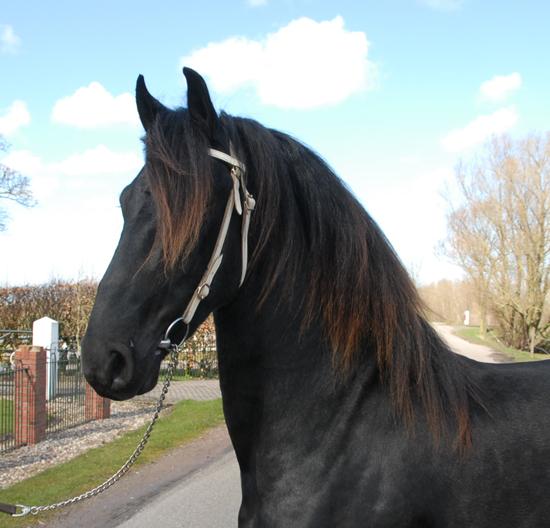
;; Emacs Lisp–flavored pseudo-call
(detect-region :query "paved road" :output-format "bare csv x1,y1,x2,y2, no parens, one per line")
433,323,511,363
117,450,240,528
135,379,222,404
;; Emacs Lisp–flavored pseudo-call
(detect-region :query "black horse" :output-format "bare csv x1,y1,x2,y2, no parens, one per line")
82,68,550,527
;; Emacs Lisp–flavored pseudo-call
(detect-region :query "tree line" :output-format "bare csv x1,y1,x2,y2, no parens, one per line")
0,279,97,348
436,132,549,355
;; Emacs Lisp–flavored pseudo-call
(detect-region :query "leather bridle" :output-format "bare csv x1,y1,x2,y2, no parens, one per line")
158,144,255,349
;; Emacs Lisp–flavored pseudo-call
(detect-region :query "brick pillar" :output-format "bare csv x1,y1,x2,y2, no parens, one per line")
85,383,111,420
14,345,47,446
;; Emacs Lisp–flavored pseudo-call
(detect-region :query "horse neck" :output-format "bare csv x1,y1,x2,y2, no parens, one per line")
214,272,332,377
213,262,476,460
213,268,383,458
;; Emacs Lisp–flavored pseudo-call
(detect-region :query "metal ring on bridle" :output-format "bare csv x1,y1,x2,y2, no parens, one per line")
158,317,190,349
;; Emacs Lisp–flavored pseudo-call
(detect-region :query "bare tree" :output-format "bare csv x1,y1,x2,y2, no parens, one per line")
419,279,478,325
442,133,550,354
440,188,494,335
0,135,35,230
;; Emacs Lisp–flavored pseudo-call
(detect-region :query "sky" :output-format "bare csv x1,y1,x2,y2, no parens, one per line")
1,0,549,286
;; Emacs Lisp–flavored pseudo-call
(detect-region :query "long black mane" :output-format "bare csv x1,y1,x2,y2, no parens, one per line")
145,108,480,445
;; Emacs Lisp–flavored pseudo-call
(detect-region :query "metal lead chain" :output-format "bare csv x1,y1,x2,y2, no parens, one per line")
12,344,181,518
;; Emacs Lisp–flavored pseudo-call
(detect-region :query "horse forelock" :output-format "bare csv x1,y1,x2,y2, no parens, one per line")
144,109,213,271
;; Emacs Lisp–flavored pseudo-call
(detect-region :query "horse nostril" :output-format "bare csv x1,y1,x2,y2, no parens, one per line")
109,347,134,392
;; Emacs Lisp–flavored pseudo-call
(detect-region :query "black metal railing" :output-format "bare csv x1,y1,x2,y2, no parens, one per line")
45,354,87,435
0,364,28,454
160,346,218,379
0,354,89,453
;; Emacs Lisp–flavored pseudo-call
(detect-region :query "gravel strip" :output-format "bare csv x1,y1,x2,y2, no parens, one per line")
0,399,168,489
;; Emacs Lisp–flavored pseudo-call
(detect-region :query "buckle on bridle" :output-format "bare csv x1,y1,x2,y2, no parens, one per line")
197,283,210,300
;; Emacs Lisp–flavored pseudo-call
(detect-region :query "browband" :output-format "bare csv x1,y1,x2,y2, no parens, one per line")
208,148,246,172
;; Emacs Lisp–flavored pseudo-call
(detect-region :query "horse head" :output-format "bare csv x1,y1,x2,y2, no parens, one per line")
82,69,248,400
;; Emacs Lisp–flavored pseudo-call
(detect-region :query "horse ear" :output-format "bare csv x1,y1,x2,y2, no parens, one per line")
136,75,166,131
183,67,220,139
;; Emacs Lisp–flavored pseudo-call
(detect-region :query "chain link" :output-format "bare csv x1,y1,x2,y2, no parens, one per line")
15,344,181,517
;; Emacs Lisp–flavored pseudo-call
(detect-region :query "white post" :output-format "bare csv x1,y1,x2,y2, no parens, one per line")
463,310,470,326
33,317,59,400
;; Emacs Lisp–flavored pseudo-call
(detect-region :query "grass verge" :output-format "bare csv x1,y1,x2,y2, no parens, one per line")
0,398,224,527
453,326,548,362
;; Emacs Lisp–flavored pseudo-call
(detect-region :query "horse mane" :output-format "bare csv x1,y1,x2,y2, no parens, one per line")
144,107,479,446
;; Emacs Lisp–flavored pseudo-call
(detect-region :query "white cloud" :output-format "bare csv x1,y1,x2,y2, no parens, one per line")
3,146,142,201
2,149,60,201
0,100,31,136
52,82,139,128
441,107,518,153
336,155,462,284
0,191,123,285
247,0,267,6
478,73,522,102
419,0,463,10
51,145,142,176
1,25,20,54
0,145,143,284
182,16,376,109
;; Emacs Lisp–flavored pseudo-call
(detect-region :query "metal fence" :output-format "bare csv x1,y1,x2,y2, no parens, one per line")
45,354,87,435
0,336,219,453
0,365,28,453
160,345,218,379
0,353,88,453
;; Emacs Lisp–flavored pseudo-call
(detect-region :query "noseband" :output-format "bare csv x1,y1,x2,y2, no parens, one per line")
159,144,255,349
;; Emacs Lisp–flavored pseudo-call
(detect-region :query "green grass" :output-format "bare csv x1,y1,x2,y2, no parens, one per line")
0,399,13,434
0,398,224,527
453,326,549,362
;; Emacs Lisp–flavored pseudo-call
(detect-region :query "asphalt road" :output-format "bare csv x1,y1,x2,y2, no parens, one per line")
433,323,511,363
117,450,240,528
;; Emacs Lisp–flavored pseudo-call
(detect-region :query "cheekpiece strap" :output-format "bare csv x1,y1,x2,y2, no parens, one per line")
180,144,254,325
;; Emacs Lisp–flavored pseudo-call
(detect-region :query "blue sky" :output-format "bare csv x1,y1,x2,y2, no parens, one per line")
1,0,549,285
